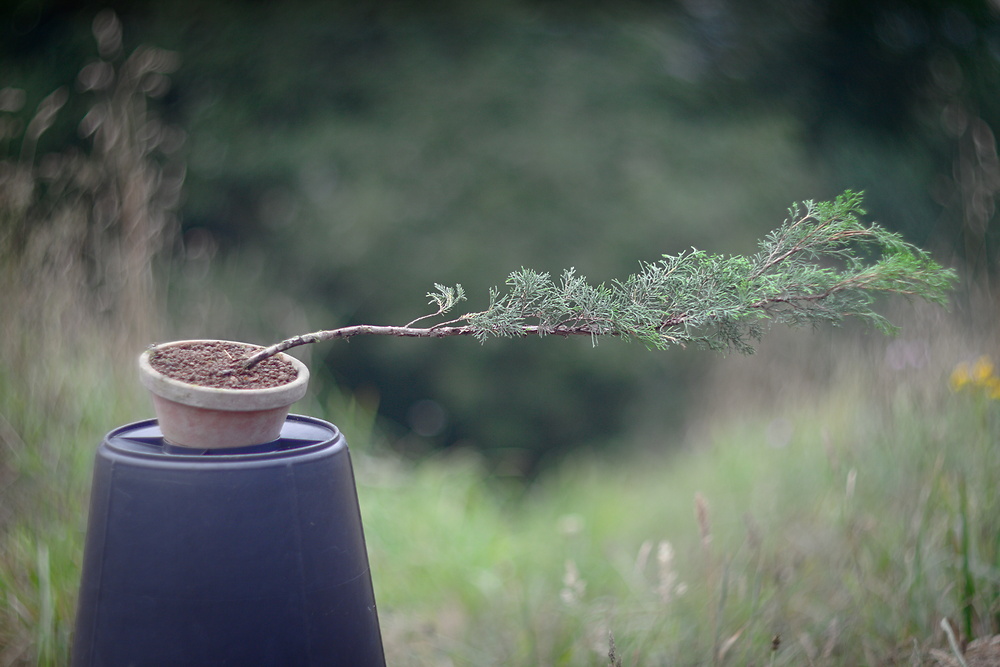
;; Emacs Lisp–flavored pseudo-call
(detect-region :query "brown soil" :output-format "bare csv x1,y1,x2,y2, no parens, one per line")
148,341,299,389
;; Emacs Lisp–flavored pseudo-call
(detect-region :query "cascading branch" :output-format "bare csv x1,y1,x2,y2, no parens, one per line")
244,190,956,368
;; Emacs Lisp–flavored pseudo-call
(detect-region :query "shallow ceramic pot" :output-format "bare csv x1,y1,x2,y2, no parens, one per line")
138,340,310,449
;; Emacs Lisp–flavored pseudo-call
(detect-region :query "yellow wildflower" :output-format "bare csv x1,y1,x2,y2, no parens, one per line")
950,356,1000,400
950,362,970,392
972,356,996,384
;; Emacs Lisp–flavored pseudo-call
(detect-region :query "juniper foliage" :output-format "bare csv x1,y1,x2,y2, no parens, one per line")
245,191,956,367
462,190,953,350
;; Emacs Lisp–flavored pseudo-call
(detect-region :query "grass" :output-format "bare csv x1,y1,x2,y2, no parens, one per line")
0,336,148,666
1,286,997,667
350,302,999,666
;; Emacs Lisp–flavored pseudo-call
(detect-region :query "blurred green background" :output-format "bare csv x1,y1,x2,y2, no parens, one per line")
3,0,995,472
4,2,1000,664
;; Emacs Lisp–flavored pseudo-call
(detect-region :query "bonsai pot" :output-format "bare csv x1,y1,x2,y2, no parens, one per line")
138,339,309,449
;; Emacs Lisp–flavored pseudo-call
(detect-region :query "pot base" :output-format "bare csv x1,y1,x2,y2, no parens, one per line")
150,393,291,448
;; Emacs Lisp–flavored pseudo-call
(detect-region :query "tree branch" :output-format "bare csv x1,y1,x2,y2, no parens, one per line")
244,322,641,368
239,191,956,370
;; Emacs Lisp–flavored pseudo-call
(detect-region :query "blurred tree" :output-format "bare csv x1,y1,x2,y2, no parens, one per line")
2,0,992,472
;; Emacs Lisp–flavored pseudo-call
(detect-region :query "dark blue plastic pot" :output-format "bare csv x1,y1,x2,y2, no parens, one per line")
71,415,385,666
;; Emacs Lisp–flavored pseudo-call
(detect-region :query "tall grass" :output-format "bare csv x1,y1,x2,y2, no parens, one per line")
0,11,181,664
357,297,999,666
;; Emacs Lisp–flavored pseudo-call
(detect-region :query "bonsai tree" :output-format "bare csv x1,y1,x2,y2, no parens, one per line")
143,190,955,449
239,190,956,370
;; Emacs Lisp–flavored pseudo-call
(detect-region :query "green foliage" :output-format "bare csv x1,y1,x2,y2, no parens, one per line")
410,283,467,327
416,191,957,353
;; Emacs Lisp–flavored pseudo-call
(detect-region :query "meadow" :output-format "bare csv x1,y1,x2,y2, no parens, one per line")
1,269,997,666
361,298,1000,666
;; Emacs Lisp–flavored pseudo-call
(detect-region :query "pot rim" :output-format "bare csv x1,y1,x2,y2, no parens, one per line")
139,339,310,412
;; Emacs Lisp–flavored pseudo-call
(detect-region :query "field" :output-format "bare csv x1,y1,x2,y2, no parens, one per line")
1,288,998,665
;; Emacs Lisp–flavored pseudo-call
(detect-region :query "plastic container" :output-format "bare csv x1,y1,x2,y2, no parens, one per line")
71,415,385,666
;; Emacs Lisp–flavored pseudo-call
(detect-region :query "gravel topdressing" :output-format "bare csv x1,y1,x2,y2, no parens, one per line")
148,341,299,389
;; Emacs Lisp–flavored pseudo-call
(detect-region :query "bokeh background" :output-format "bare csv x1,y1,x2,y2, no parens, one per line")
4,0,996,472
3,2,1000,664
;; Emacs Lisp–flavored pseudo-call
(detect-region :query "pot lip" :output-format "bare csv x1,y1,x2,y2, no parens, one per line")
139,339,310,412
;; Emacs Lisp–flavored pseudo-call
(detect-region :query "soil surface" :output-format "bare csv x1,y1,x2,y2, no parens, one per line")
148,341,298,389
